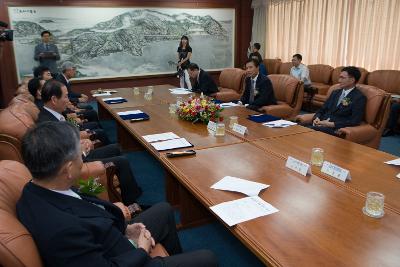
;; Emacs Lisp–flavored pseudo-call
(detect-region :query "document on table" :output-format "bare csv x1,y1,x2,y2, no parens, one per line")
263,119,297,128
384,158,400,166
211,176,269,196
220,102,240,108
117,110,144,116
169,88,193,95
92,92,111,97
210,196,279,226
150,137,193,151
102,97,125,101
142,132,180,143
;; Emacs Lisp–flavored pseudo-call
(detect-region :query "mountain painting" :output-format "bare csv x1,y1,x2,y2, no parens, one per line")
8,7,235,80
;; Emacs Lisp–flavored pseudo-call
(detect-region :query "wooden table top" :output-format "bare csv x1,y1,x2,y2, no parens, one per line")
161,142,400,267
253,131,400,214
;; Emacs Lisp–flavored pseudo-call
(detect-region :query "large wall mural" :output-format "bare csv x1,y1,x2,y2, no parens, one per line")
8,6,235,80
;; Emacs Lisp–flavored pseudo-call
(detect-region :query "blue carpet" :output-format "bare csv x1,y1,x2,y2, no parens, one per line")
94,99,400,267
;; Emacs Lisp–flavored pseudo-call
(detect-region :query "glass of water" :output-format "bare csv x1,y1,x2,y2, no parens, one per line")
229,116,238,129
310,148,324,167
144,92,152,101
363,192,385,218
215,123,225,136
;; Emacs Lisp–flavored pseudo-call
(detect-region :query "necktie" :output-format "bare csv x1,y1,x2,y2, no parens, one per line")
337,90,346,106
249,79,255,103
45,44,49,51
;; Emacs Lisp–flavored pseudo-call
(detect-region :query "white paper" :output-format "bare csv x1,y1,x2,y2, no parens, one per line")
285,156,311,176
117,110,144,116
207,121,217,134
391,94,400,99
232,123,248,135
384,158,400,166
169,88,193,95
142,132,180,143
396,173,400,179
92,92,111,97
169,88,190,91
211,176,269,196
321,161,351,182
220,102,240,108
263,120,297,128
102,97,124,101
150,137,192,151
210,196,279,226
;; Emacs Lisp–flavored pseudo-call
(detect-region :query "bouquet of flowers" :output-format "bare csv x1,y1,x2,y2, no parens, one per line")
78,177,105,196
176,96,224,124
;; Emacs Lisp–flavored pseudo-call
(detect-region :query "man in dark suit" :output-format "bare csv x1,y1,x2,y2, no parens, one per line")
37,80,142,205
306,66,367,136
240,58,277,111
34,31,60,74
187,63,219,96
17,121,217,267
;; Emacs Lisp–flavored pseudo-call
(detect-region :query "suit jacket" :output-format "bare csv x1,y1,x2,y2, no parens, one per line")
192,69,219,95
17,182,152,267
240,74,277,111
37,107,61,124
314,87,366,129
55,73,81,103
33,43,60,74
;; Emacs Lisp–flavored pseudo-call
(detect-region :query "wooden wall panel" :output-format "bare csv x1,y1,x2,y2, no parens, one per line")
0,0,252,107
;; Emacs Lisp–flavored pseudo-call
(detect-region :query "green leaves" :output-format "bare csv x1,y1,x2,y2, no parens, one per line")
78,177,105,196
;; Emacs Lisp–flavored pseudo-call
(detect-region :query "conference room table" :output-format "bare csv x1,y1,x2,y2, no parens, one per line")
95,84,400,267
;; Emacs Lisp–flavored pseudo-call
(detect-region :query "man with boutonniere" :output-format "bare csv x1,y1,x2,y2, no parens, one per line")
301,66,366,136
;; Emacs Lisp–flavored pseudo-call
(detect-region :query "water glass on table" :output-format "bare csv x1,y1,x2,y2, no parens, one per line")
310,148,324,166
363,192,385,218
229,116,238,129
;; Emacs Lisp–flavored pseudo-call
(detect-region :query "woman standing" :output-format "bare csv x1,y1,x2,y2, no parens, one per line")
177,35,192,89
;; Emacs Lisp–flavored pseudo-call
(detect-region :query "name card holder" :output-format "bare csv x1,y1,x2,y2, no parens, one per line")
285,156,311,176
232,123,248,135
321,161,351,182
207,121,217,134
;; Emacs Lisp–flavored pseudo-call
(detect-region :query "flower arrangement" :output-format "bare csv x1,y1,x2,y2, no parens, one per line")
176,96,224,124
78,177,105,196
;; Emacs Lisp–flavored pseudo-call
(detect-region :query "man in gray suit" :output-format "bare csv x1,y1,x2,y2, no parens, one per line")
34,30,60,74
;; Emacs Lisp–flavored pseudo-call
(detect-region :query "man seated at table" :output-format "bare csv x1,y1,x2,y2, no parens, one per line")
187,63,219,96
37,79,142,205
301,66,366,136
17,121,218,267
240,58,276,111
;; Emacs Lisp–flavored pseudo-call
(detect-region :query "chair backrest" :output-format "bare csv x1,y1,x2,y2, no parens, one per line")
268,74,302,107
367,70,400,94
326,84,389,128
308,64,334,84
0,134,23,162
0,103,38,140
278,62,292,75
263,58,282,75
331,66,369,85
218,68,246,94
0,160,43,267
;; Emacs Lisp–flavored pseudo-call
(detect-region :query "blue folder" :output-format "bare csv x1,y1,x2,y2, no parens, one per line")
119,112,149,120
247,114,280,123
104,99,127,104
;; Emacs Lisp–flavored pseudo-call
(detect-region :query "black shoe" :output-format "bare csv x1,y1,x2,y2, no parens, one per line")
382,128,395,137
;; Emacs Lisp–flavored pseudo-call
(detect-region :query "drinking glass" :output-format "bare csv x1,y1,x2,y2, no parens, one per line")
229,116,238,129
144,92,152,101
215,123,225,136
363,192,385,218
133,87,140,95
310,148,324,166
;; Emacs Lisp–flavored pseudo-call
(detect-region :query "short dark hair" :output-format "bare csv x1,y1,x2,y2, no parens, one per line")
41,80,64,103
41,30,51,37
253,43,261,50
33,65,50,78
27,78,42,99
22,121,80,180
293,54,302,60
188,63,199,71
245,58,260,67
341,66,361,83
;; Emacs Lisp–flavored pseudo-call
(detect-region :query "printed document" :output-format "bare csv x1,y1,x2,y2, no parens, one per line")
211,176,269,196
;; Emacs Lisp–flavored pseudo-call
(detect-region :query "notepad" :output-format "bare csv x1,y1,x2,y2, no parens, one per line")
117,110,149,120
247,114,280,123
92,92,111,97
210,196,279,226
142,132,180,143
150,137,193,151
103,97,127,104
263,120,297,128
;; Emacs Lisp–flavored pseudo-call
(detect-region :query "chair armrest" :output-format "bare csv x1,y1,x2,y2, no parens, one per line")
336,124,377,143
150,244,169,258
81,161,106,178
295,113,315,124
112,202,132,221
259,104,293,118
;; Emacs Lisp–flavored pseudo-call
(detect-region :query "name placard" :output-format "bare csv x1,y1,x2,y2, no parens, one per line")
321,161,351,182
285,156,311,176
207,121,217,134
232,123,248,135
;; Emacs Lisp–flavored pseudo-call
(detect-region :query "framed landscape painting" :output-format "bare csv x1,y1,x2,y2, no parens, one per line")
8,6,235,80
